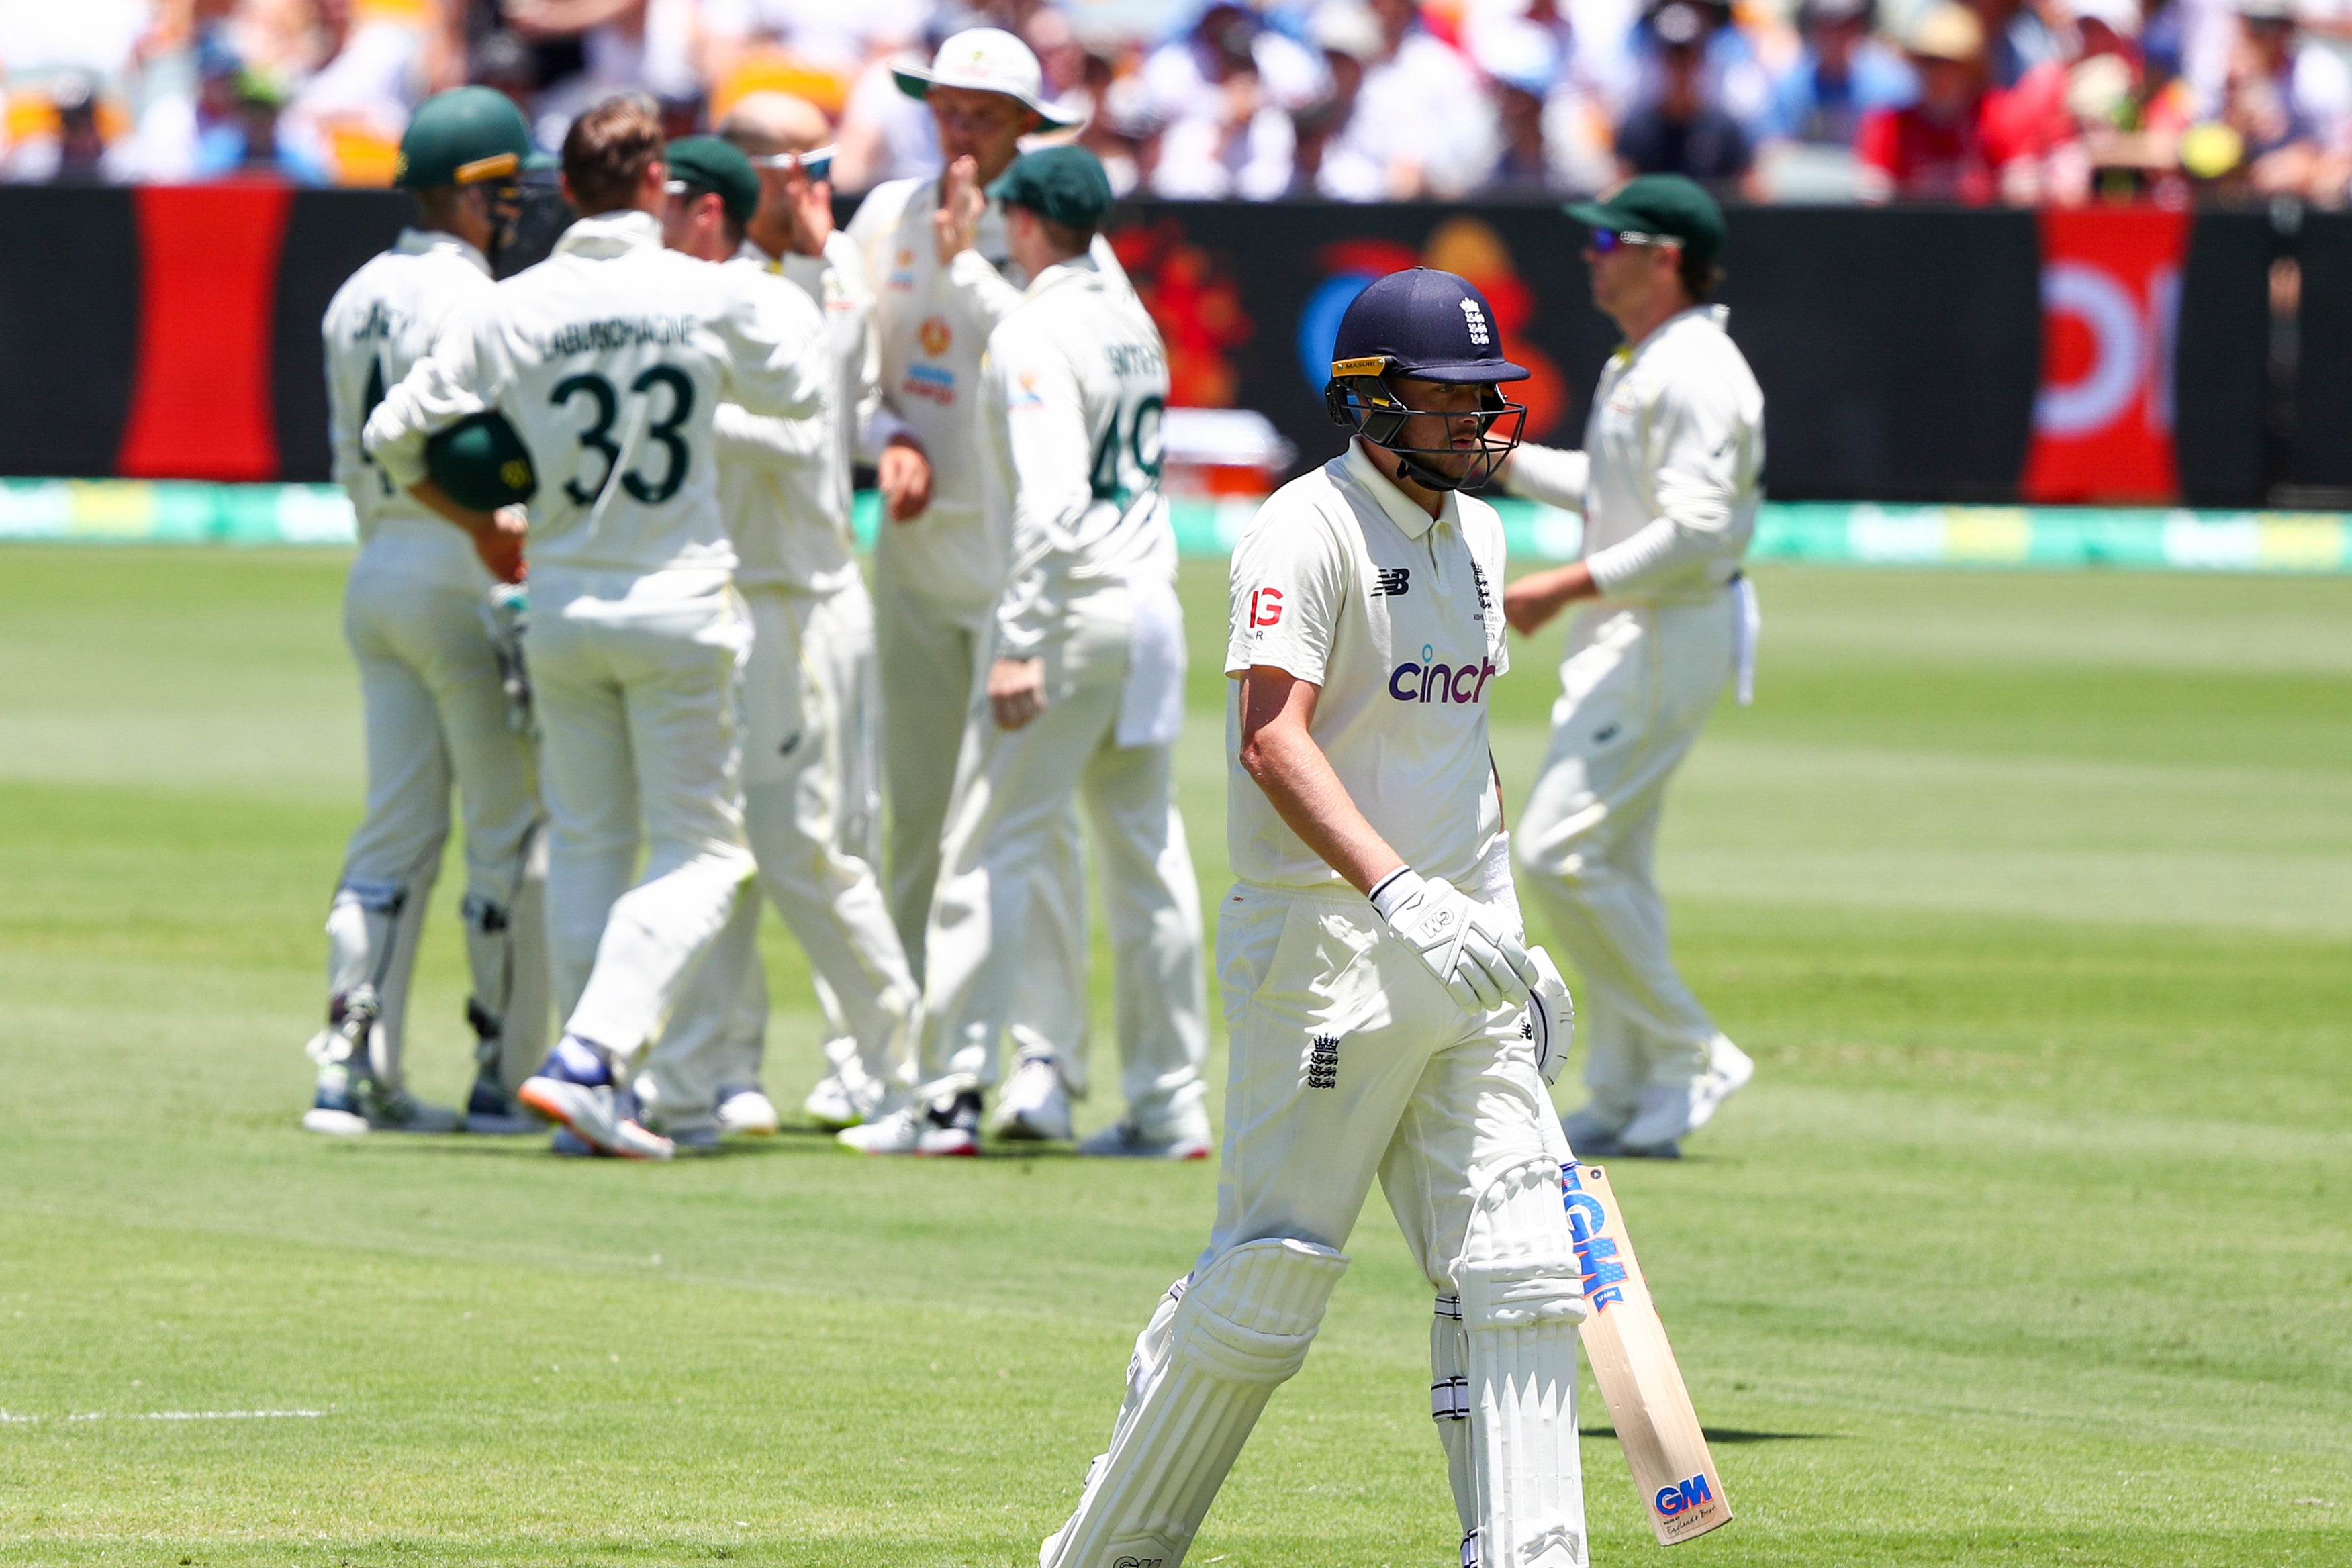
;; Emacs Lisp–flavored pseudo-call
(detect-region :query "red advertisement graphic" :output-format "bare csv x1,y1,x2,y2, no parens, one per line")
2022,206,2188,505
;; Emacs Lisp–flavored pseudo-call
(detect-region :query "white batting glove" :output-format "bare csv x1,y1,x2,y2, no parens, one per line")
1368,867,1540,1013
1523,946,1577,1085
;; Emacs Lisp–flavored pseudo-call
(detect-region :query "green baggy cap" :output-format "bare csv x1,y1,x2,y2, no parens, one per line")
395,86,545,190
986,144,1115,230
664,135,761,229
1564,174,1726,269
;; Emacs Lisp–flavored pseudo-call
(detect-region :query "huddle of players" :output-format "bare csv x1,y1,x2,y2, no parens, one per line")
305,29,1768,1564
304,27,1208,1161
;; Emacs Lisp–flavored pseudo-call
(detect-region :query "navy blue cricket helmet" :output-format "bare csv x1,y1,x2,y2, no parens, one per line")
1323,268,1530,491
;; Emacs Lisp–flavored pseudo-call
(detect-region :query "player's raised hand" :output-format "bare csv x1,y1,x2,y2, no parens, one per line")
782,156,833,257
1369,867,1540,1013
878,434,933,522
933,155,985,266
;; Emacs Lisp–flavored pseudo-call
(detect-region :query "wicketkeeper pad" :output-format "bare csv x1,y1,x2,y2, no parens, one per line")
1041,1238,1348,1568
1440,1157,1589,1568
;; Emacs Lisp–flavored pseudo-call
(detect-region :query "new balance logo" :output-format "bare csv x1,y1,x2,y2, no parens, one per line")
1306,1033,1340,1089
1374,567,1411,597
1460,297,1491,346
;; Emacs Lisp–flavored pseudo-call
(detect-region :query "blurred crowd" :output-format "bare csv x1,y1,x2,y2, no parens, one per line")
3,0,2347,202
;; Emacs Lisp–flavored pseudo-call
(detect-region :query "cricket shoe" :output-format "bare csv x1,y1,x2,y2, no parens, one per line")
1076,1114,1212,1161
518,1042,673,1161
715,1085,781,1136
838,1091,981,1157
802,1063,892,1130
301,1057,371,1138
355,1079,463,1134
1617,1036,1754,1153
464,1072,543,1136
988,1056,1073,1142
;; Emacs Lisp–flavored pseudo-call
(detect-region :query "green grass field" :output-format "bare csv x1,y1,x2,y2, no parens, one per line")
1,546,2347,1567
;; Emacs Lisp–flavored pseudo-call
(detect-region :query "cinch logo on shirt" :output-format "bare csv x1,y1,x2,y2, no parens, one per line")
1387,644,1495,705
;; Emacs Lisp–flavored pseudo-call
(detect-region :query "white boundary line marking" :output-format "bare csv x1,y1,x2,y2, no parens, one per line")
1,1410,328,1424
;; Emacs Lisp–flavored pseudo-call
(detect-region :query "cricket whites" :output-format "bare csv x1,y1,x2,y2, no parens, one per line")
1566,1162,1732,1545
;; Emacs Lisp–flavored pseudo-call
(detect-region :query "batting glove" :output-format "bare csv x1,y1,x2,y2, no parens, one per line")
1523,946,1577,1085
1368,867,1540,1013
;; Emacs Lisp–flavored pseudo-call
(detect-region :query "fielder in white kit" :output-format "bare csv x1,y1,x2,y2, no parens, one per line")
1040,268,1585,1568
842,148,1208,1159
845,27,1112,1140
304,87,551,1137
1501,175,1762,1160
634,131,921,1143
364,97,829,1161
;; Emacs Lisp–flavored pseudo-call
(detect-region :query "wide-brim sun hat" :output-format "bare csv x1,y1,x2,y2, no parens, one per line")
892,27,1078,131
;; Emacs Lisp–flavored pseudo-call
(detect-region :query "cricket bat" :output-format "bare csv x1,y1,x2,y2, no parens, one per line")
1565,1162,1732,1545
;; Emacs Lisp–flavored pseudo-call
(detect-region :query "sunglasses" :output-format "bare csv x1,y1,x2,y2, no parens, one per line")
1588,228,1677,254
747,146,834,183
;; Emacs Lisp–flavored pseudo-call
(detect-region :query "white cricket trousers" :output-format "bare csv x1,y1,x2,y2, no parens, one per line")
645,577,917,1122
873,546,1094,1087
527,565,756,1070
1051,882,1583,1564
1513,591,1735,1126
914,586,1207,1126
332,550,547,1089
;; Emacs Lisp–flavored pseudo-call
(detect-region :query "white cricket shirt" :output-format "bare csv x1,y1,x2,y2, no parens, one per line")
978,254,1174,658
714,230,874,597
1223,440,1509,892
844,175,1130,621
1507,305,1763,607
364,210,828,578
320,228,498,591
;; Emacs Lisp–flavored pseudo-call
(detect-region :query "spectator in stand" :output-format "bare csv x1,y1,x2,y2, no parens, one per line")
1473,15,1569,191
1989,0,2195,203
1856,1,2000,199
1317,0,1498,197
1763,0,1914,146
1289,0,1382,192
496,0,706,145
1466,2,1623,193
1968,0,2062,86
2207,0,2352,201
1613,0,1757,193
1031,9,1146,195
1142,0,1325,198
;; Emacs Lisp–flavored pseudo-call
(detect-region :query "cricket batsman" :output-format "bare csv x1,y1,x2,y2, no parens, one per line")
1500,175,1763,1159
844,147,1208,1159
843,27,1107,1141
364,96,831,1161
304,87,551,1136
1039,268,1587,1568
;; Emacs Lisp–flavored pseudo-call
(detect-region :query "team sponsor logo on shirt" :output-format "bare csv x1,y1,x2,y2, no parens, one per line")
917,315,952,356
1009,370,1045,409
1471,562,1491,612
1388,643,1496,705
901,364,955,405
1248,587,1283,627
1372,567,1411,596
888,248,916,290
348,299,412,344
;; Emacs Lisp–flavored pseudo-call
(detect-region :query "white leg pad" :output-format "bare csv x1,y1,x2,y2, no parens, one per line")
1042,1238,1348,1568
1431,1292,1477,1556
1456,1158,1589,1568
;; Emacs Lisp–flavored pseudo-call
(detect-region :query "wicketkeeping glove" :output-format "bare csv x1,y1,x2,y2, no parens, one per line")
1368,867,1540,1013
1523,946,1577,1085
